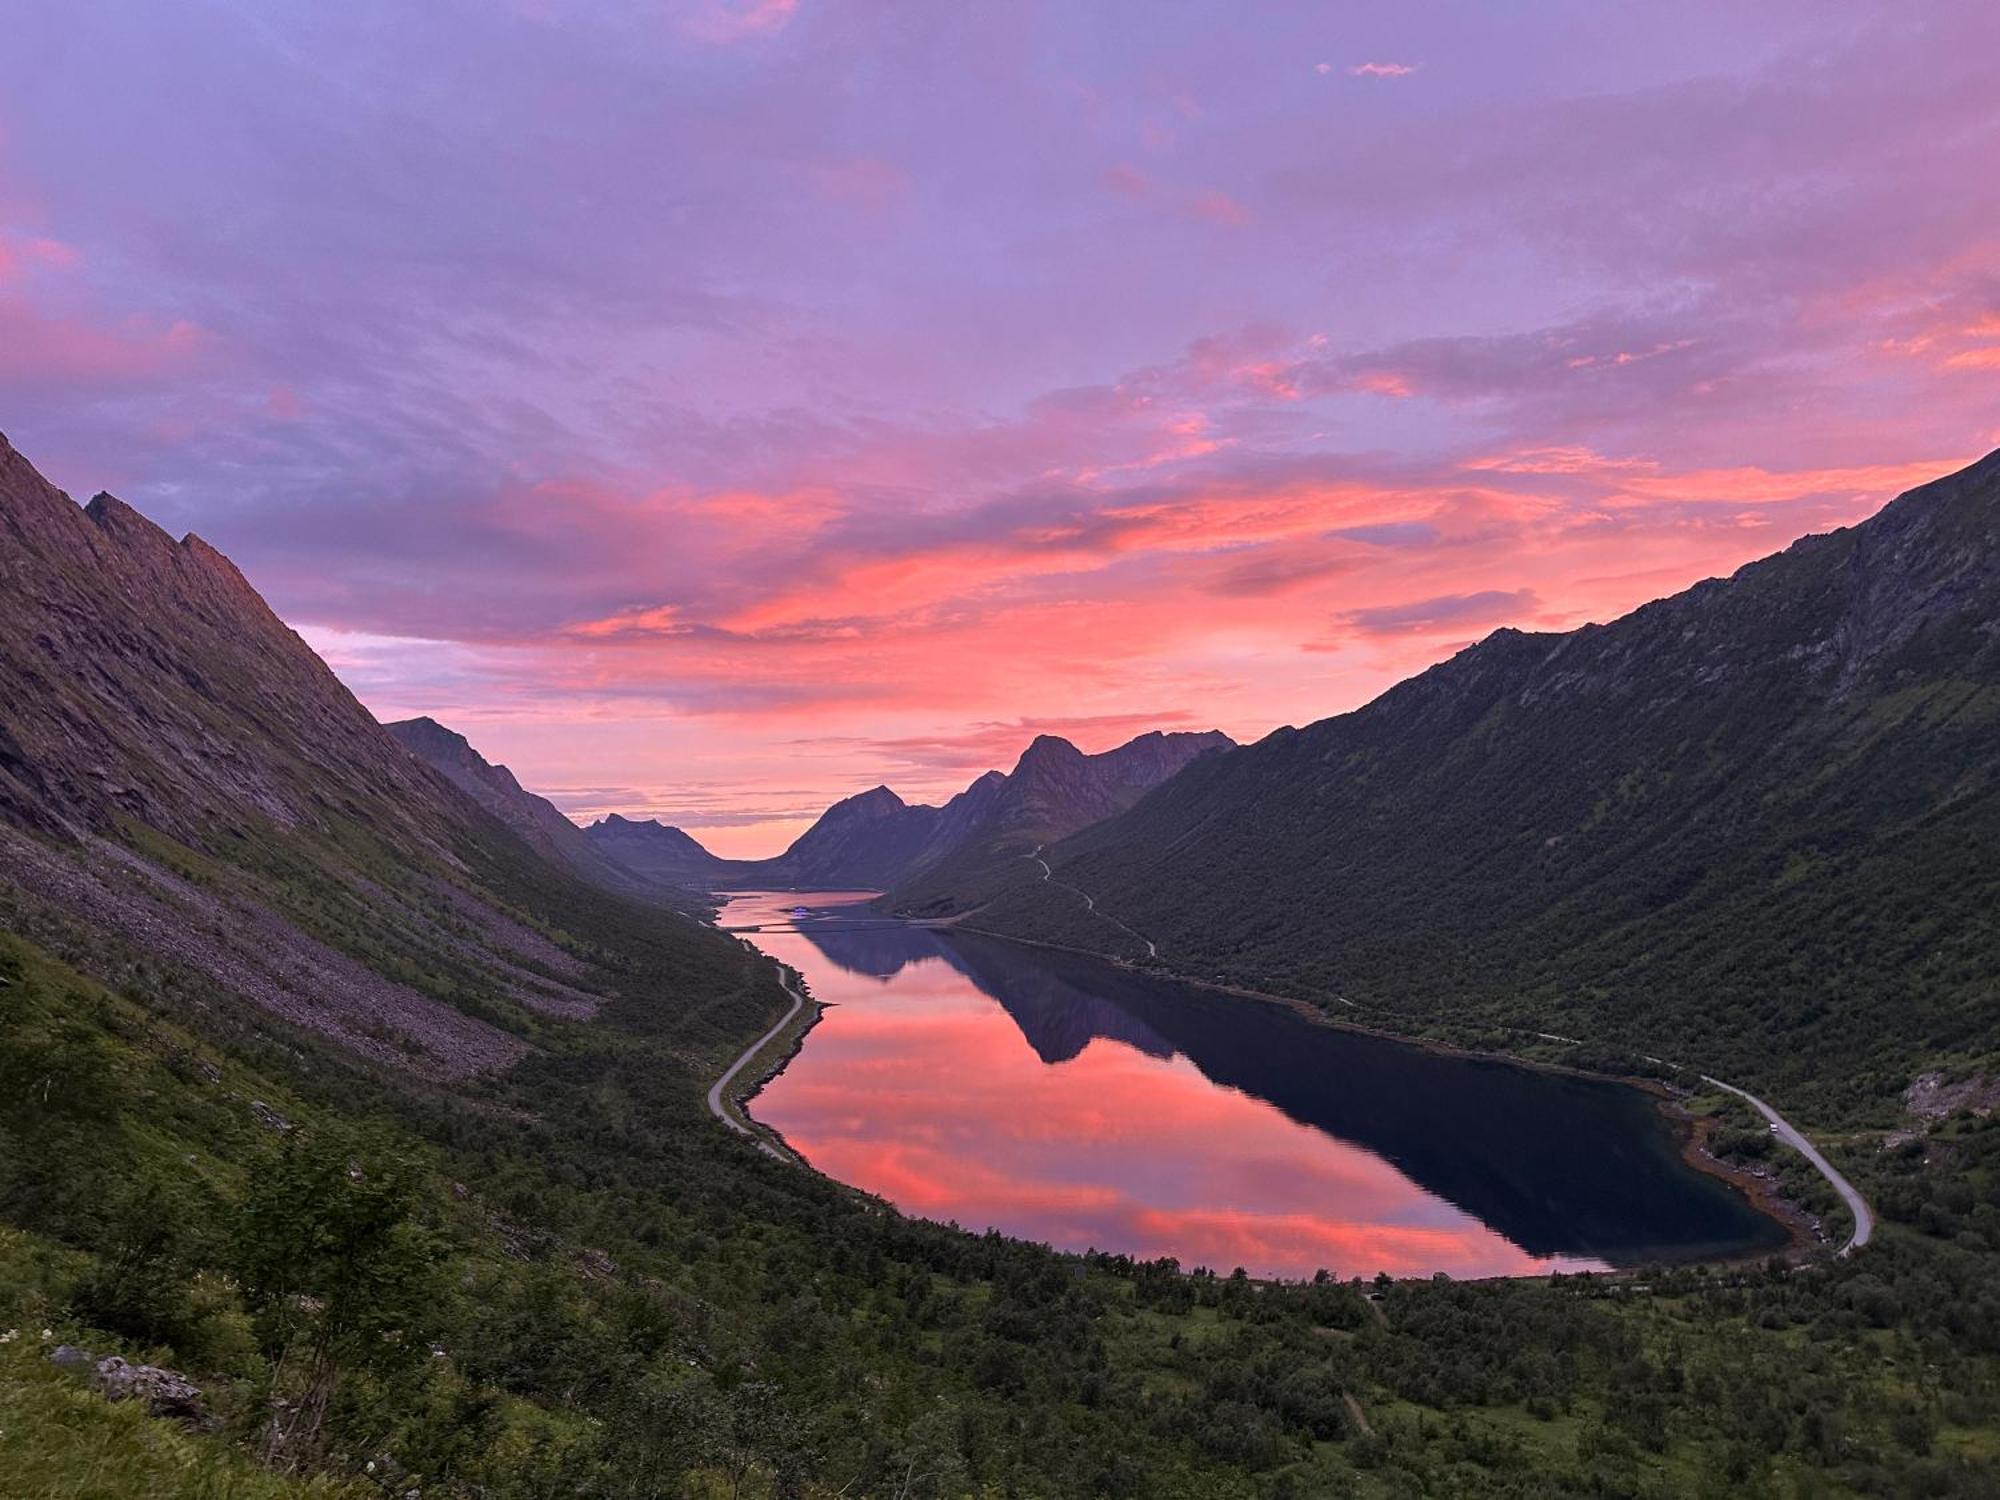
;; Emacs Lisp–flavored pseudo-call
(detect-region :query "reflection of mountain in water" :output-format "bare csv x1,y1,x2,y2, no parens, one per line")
938,931,1787,1268
791,918,946,981
934,943,1173,1064
794,918,1173,1062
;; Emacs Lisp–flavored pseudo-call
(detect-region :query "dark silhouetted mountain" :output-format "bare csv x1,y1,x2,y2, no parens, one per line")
789,912,953,981
765,785,943,888
584,812,749,887
386,716,661,897
972,449,2000,1114
576,731,1230,896
890,729,1234,915
586,788,942,891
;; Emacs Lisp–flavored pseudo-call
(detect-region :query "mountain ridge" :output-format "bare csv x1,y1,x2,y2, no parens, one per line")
383,715,665,898
966,447,2000,1115
0,431,742,1075
579,728,1233,894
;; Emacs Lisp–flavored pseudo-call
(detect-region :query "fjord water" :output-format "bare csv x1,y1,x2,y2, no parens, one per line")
726,892,1787,1280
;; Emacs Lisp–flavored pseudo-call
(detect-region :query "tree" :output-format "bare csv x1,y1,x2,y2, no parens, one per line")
233,1129,441,1465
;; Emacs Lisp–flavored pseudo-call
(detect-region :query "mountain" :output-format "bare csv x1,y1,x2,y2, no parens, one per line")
0,440,444,846
585,789,942,891
971,449,2000,1115
578,729,1233,896
7,434,2000,1500
10,427,1356,1495
583,810,759,887
889,729,1234,915
384,716,663,897
0,430,747,1075
757,784,943,888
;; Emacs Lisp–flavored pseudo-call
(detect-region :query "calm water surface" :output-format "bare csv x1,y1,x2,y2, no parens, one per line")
725,891,1787,1280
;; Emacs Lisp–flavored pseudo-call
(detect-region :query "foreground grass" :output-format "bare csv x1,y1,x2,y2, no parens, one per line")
0,1342,356,1500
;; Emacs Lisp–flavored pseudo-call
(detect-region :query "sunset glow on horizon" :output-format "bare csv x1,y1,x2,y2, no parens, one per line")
5,2,1998,856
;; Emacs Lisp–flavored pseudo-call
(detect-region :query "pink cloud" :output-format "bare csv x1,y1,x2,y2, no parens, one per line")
0,301,206,386
0,232,77,283
1349,62,1418,79
1331,587,1539,640
1188,190,1251,227
682,0,797,43
812,157,908,214
1100,164,1152,199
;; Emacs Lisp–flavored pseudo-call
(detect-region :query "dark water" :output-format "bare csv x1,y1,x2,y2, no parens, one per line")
727,891,1787,1280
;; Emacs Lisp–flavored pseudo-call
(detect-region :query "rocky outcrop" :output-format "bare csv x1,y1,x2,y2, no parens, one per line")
49,1346,211,1428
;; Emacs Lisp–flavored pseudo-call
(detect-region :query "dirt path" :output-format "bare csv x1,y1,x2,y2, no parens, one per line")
1342,1391,1375,1437
1025,847,1157,958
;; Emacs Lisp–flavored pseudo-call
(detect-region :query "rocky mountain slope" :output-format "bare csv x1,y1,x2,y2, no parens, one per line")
384,716,663,898
584,811,748,886
757,783,941,887
973,448,2000,1115
0,431,756,1076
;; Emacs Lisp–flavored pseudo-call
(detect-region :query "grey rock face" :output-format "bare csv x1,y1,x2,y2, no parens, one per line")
92,1354,211,1426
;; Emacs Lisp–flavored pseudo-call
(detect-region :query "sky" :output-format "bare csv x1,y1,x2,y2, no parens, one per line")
4,1,1998,856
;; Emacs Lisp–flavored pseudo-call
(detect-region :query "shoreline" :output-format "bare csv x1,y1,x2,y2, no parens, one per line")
1644,1083,1817,1259
711,902,1836,1279
707,957,825,1166
949,917,1836,1265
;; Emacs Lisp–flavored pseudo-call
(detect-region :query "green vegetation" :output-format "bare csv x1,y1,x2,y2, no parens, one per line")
5,442,1999,1493
976,457,2000,1128
8,839,2000,1496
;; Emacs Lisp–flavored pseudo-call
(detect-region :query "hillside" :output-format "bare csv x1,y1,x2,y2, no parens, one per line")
385,716,667,899
0,433,744,1075
584,811,750,886
972,449,2000,1119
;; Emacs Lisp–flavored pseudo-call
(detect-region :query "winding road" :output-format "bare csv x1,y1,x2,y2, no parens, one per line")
1701,1074,1874,1254
707,965,808,1163
1026,847,1158,958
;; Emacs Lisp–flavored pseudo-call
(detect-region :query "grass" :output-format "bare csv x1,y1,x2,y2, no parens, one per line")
0,1342,357,1500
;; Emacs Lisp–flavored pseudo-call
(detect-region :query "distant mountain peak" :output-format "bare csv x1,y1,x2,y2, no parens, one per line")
593,812,655,829
889,723,1236,915
388,715,474,755
384,716,670,898
1016,734,1084,768
837,784,907,815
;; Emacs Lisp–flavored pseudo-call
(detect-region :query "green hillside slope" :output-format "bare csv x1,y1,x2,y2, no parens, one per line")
975,450,2000,1120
